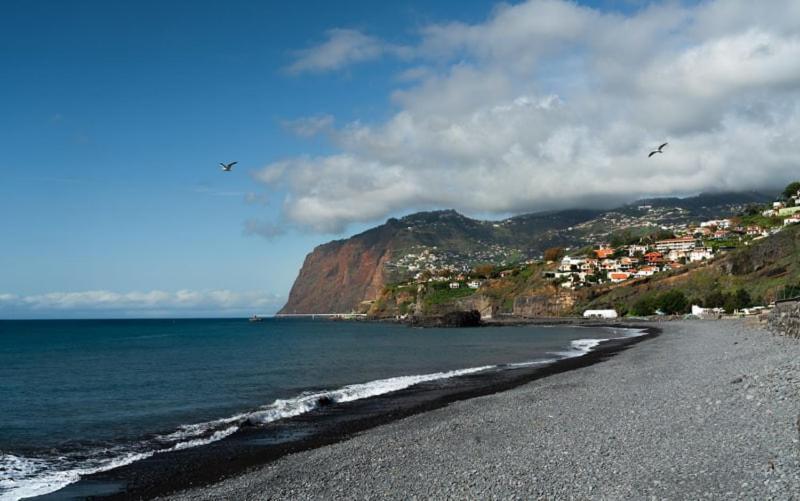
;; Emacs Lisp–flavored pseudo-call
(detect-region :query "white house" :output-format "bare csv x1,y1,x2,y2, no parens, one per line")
689,248,714,262
467,280,482,289
634,266,657,278
558,256,584,272
654,236,697,253
583,309,618,319
700,219,731,229
692,304,723,317
784,213,800,226
627,244,648,256
608,272,631,283
449,282,460,289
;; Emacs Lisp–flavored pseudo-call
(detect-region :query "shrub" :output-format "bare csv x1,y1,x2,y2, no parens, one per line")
631,295,658,316
656,290,689,315
543,247,565,262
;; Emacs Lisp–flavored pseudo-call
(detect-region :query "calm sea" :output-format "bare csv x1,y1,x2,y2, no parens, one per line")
0,318,629,500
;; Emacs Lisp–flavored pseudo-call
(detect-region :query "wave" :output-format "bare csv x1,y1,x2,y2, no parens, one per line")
1,328,646,501
0,366,492,500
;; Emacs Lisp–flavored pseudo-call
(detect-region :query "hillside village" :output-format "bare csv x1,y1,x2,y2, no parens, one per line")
373,183,800,319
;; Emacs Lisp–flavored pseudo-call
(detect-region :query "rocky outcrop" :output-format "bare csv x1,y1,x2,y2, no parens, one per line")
278,225,396,314
413,310,482,327
767,300,800,338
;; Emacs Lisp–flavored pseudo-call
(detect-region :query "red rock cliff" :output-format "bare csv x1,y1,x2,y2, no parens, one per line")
278,225,396,314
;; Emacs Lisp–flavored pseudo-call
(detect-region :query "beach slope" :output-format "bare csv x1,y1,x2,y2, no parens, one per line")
163,320,800,500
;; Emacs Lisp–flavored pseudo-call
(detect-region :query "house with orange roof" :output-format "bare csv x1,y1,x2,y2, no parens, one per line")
608,271,631,283
634,266,658,278
644,251,663,264
594,247,615,259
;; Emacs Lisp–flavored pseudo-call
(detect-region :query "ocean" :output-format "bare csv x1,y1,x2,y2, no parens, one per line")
0,318,638,500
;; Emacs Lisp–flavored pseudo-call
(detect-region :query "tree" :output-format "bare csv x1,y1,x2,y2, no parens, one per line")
743,204,762,216
543,247,565,262
721,289,751,313
782,181,800,200
734,288,752,310
473,264,495,278
704,290,726,308
656,290,689,315
631,296,658,316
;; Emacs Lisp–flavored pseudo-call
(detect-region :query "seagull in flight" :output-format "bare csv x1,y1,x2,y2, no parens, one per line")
648,143,668,158
220,161,237,172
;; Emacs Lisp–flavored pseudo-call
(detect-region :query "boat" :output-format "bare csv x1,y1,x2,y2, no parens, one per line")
248,315,264,322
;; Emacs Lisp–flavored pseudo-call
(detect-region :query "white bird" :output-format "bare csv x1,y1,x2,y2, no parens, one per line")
648,143,668,158
220,161,237,172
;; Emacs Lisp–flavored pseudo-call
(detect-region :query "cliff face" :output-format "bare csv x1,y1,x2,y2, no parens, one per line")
278,192,773,315
278,224,397,314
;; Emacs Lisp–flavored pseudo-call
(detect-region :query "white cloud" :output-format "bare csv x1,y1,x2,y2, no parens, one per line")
0,289,284,318
265,0,800,233
287,29,409,74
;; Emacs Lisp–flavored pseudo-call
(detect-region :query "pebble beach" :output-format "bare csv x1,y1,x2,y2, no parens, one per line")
158,319,800,500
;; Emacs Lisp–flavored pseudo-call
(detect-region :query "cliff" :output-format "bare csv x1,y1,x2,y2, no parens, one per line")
279,192,771,314
278,222,399,314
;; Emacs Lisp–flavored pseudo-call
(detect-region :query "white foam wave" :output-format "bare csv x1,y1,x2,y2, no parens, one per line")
246,365,492,424
552,337,608,358
506,358,557,368
0,365,492,501
0,451,153,501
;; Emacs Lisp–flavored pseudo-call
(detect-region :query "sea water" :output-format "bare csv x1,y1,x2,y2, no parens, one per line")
0,318,631,500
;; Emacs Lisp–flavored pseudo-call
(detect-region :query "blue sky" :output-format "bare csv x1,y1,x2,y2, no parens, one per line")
2,0,798,318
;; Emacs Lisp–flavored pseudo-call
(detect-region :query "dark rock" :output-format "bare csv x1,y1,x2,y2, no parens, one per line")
411,310,483,328
317,395,335,407
438,310,483,327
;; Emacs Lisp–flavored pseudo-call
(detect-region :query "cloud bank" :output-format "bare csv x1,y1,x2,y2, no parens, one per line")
263,0,800,233
0,289,284,318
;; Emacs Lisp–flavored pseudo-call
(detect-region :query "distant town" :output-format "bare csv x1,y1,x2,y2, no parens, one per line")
384,186,800,296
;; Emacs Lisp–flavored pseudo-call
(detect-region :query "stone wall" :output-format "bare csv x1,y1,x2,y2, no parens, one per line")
767,300,800,338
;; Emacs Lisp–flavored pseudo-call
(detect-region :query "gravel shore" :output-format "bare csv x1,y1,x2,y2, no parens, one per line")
162,319,800,500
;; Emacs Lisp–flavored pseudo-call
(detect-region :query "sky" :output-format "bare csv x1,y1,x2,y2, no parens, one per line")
1,0,799,318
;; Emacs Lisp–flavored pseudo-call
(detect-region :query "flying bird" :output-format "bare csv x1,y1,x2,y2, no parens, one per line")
648,143,668,158
220,161,237,172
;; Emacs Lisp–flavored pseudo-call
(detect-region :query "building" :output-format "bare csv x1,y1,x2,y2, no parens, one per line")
449,282,460,289
608,272,631,283
645,251,663,264
594,247,615,259
700,219,731,229
635,266,657,277
784,213,800,226
654,236,697,253
778,206,800,217
558,256,584,272
626,244,648,256
689,247,714,262
583,309,618,319
467,280,482,289
667,249,687,262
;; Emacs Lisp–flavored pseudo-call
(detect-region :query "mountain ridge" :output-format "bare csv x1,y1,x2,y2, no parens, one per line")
278,191,772,314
